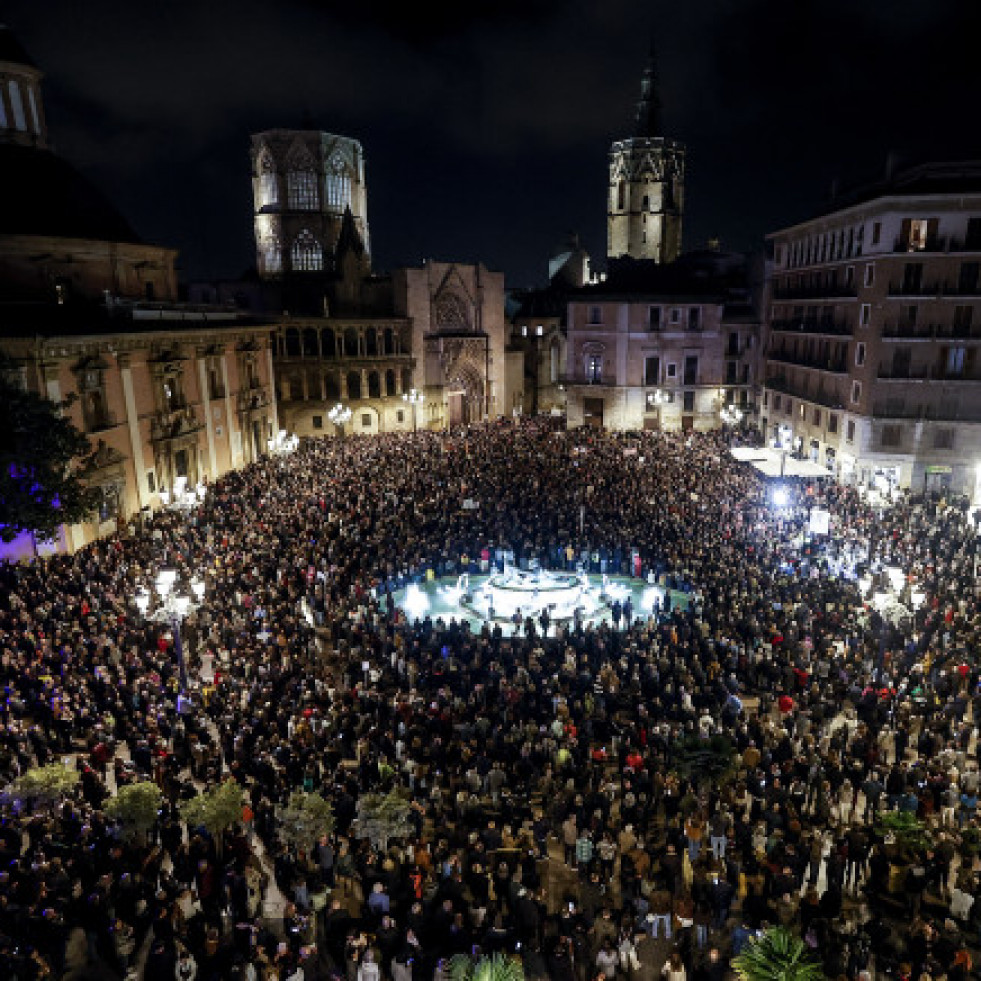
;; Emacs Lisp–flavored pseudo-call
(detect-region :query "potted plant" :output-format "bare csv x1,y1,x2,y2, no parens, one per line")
732,926,823,981
2,762,79,813
277,790,335,857
352,788,414,853
446,951,524,981
179,778,247,855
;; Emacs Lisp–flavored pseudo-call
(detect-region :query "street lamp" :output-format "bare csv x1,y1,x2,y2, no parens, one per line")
328,402,352,439
134,568,207,714
267,429,299,456
402,388,424,432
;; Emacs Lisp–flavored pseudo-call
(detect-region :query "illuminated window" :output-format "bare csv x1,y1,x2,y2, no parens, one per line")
291,230,323,272
586,355,602,383
907,218,930,251
287,170,318,210
7,80,26,131
260,234,282,275
258,155,278,208
326,155,351,212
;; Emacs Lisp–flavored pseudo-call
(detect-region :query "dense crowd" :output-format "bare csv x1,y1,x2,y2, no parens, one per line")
0,418,980,981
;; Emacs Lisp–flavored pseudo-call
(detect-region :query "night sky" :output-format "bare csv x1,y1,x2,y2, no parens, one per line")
8,0,981,288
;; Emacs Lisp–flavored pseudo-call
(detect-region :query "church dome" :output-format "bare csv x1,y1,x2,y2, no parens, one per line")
0,143,142,243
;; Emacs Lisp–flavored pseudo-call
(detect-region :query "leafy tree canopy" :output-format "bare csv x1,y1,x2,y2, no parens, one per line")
0,358,101,543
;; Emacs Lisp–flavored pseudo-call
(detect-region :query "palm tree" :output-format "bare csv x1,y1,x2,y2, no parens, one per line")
732,927,824,981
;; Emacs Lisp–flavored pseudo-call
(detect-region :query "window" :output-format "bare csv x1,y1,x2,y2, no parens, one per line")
670,308,681,325
642,194,650,211
846,420,855,442
312,415,323,429
774,394,782,411
588,306,602,324
326,155,352,212
259,233,282,275
946,347,966,377
954,305,974,330
845,265,854,288
617,182,625,210
683,390,695,412
906,218,931,251
521,325,528,337
291,230,323,271
902,262,923,292
644,356,660,386
799,403,806,419
586,355,603,383
258,155,278,207
147,471,156,493
666,363,677,379
828,413,838,434
855,342,866,367
683,355,698,385
361,413,371,427
851,381,862,404
959,262,979,294
900,304,917,328
536,324,544,336
287,169,318,210
860,303,870,327
812,407,821,425
7,81,26,131
934,427,954,449
648,306,661,330
688,308,701,331
27,86,39,134
871,222,881,246
864,264,874,287
880,425,901,447
397,410,405,423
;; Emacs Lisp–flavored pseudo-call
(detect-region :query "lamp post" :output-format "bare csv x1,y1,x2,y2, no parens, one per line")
134,569,206,714
267,429,299,457
328,402,352,440
402,388,424,433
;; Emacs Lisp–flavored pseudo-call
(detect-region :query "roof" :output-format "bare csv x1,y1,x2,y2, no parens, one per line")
0,144,142,244
775,160,981,233
0,25,37,69
574,251,752,300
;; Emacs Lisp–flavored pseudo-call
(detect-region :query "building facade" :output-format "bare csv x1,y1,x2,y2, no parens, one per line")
762,162,981,496
564,255,760,431
394,261,519,427
607,49,685,265
2,309,277,559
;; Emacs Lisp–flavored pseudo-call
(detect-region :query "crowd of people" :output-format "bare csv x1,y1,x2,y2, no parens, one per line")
0,417,979,981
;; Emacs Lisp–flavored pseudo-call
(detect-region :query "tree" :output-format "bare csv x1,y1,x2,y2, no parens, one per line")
447,952,524,981
106,781,164,843
2,762,80,812
875,810,933,859
732,926,824,981
352,789,414,853
277,790,335,856
0,359,101,543
179,779,247,852
672,733,738,791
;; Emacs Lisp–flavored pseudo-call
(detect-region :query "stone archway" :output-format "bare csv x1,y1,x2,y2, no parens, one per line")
447,361,484,427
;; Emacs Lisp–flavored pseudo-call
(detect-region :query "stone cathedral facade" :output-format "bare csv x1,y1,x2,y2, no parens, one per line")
607,50,686,264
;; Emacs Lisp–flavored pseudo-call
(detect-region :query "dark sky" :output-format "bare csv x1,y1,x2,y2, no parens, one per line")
7,0,981,288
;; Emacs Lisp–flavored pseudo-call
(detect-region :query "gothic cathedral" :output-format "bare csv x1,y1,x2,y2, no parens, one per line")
607,48,685,264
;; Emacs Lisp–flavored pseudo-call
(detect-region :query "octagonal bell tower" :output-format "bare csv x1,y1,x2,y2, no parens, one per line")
607,46,685,264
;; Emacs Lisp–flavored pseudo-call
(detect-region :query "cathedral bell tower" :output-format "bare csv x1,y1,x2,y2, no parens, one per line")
607,46,685,264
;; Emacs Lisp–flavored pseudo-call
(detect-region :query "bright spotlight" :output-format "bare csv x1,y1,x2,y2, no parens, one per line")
772,487,789,509
402,584,430,620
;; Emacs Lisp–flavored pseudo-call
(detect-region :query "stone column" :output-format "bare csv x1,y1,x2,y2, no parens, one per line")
196,356,218,481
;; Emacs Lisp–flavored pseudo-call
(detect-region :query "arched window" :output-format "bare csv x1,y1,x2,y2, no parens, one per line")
385,369,396,396
325,154,351,212
344,327,359,356
383,327,394,355
324,373,340,400
7,81,26,131
368,371,381,398
303,328,319,357
258,154,278,208
287,169,318,210
291,230,323,272
321,327,336,358
284,329,301,357
259,234,281,275
347,371,362,399
365,327,378,357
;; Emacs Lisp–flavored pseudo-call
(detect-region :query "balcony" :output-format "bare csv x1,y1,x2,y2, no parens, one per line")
768,351,847,374
893,236,948,254
764,375,844,410
872,401,981,422
771,283,858,301
877,364,981,382
769,318,852,336
150,407,202,442
934,323,981,340
887,281,942,297
880,323,937,340
941,281,981,298
238,389,271,412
